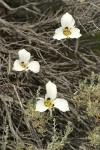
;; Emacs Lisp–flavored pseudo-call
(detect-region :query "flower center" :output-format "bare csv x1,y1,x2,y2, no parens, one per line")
63,27,71,36
44,98,54,108
20,62,28,69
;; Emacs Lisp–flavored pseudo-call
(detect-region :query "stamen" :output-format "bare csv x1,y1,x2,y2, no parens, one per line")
44,98,54,108
20,62,28,69
63,27,71,36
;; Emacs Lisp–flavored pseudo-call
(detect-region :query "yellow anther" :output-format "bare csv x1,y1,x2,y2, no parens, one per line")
44,98,54,108
63,27,71,36
20,62,28,69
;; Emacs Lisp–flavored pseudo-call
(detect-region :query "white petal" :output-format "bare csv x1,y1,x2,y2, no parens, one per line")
18,49,30,63
69,27,82,39
61,12,75,28
45,81,57,100
53,98,70,112
13,60,25,71
35,98,48,112
53,27,67,40
28,61,40,73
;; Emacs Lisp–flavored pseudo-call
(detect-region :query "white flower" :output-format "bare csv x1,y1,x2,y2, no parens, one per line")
13,49,40,73
35,81,69,112
53,12,82,40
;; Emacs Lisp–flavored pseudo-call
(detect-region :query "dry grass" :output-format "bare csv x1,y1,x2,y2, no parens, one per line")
0,0,100,149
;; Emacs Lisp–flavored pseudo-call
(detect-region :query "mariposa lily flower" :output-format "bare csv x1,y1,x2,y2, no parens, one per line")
35,81,69,112
53,12,82,40
13,49,40,73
